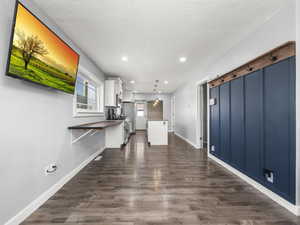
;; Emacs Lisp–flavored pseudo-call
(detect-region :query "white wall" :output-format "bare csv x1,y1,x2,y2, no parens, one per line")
173,0,296,147
0,1,106,224
133,93,172,130
174,83,198,146
296,0,300,206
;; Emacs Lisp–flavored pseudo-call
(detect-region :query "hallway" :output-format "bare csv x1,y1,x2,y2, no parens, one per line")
23,132,300,225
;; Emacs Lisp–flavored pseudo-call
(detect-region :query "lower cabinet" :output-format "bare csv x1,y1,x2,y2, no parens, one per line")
209,56,296,204
105,121,125,148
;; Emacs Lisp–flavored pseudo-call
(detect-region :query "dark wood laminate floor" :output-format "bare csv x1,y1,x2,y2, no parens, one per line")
22,132,300,225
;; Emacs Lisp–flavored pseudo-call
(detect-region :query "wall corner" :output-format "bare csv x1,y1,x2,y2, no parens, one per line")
296,0,300,206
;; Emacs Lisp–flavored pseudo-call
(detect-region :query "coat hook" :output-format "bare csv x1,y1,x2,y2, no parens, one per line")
270,53,278,62
247,65,254,72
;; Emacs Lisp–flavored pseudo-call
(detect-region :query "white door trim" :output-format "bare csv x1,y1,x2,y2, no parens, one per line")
196,80,208,149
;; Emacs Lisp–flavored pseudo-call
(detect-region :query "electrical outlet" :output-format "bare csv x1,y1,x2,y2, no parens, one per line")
264,169,274,183
45,163,57,175
211,145,215,152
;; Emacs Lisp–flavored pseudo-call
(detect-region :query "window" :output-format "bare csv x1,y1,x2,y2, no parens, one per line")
73,72,104,117
137,110,145,117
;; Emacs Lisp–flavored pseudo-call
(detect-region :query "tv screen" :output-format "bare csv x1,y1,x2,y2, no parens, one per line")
6,1,80,94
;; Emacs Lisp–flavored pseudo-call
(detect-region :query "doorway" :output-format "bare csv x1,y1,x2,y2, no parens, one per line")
197,82,208,149
135,101,147,130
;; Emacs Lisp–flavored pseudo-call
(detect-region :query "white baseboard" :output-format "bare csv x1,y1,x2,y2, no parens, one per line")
208,153,300,216
5,147,106,225
174,132,200,149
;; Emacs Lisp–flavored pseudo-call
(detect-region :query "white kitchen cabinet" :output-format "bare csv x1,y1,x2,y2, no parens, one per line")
122,90,134,102
105,79,123,107
147,120,168,145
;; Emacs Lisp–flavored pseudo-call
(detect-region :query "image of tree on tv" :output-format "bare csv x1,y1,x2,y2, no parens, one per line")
16,30,48,70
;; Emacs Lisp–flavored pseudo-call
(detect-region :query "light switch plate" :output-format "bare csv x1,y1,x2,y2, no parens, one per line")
209,98,216,106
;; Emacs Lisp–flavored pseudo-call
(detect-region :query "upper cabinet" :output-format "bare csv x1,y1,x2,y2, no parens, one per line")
122,90,134,102
105,79,123,107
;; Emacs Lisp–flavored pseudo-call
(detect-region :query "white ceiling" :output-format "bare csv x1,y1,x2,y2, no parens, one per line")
33,0,287,93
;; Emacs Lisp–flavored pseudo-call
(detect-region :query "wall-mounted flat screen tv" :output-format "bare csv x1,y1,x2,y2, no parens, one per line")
6,1,80,94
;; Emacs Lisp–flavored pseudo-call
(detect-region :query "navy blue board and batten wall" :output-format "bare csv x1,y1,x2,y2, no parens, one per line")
209,56,296,204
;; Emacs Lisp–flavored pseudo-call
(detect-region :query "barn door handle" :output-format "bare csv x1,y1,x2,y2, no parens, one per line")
269,53,278,62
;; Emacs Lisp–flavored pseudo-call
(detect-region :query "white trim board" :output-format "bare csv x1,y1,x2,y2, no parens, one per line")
196,80,209,149
5,147,106,225
208,153,300,216
174,132,200,149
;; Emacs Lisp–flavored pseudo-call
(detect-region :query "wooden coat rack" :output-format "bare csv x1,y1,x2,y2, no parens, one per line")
208,41,296,88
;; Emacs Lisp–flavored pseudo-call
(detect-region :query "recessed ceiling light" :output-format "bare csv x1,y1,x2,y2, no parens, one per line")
158,91,162,94
122,56,128,62
130,80,135,84
164,80,169,84
179,57,187,63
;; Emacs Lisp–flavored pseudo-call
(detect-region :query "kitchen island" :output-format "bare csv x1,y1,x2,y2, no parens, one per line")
147,120,168,145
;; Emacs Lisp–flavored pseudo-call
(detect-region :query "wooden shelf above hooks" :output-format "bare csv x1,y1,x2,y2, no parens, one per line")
208,41,296,88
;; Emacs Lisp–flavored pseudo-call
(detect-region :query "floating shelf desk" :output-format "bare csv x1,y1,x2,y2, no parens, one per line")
68,120,123,130
68,120,123,144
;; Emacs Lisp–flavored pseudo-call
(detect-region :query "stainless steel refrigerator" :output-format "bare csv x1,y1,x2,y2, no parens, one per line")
123,102,136,133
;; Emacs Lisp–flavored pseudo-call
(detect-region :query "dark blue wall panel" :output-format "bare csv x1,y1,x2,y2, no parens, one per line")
209,56,295,204
230,77,245,170
209,87,220,156
289,57,296,204
244,70,264,182
219,83,231,163
264,57,295,203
